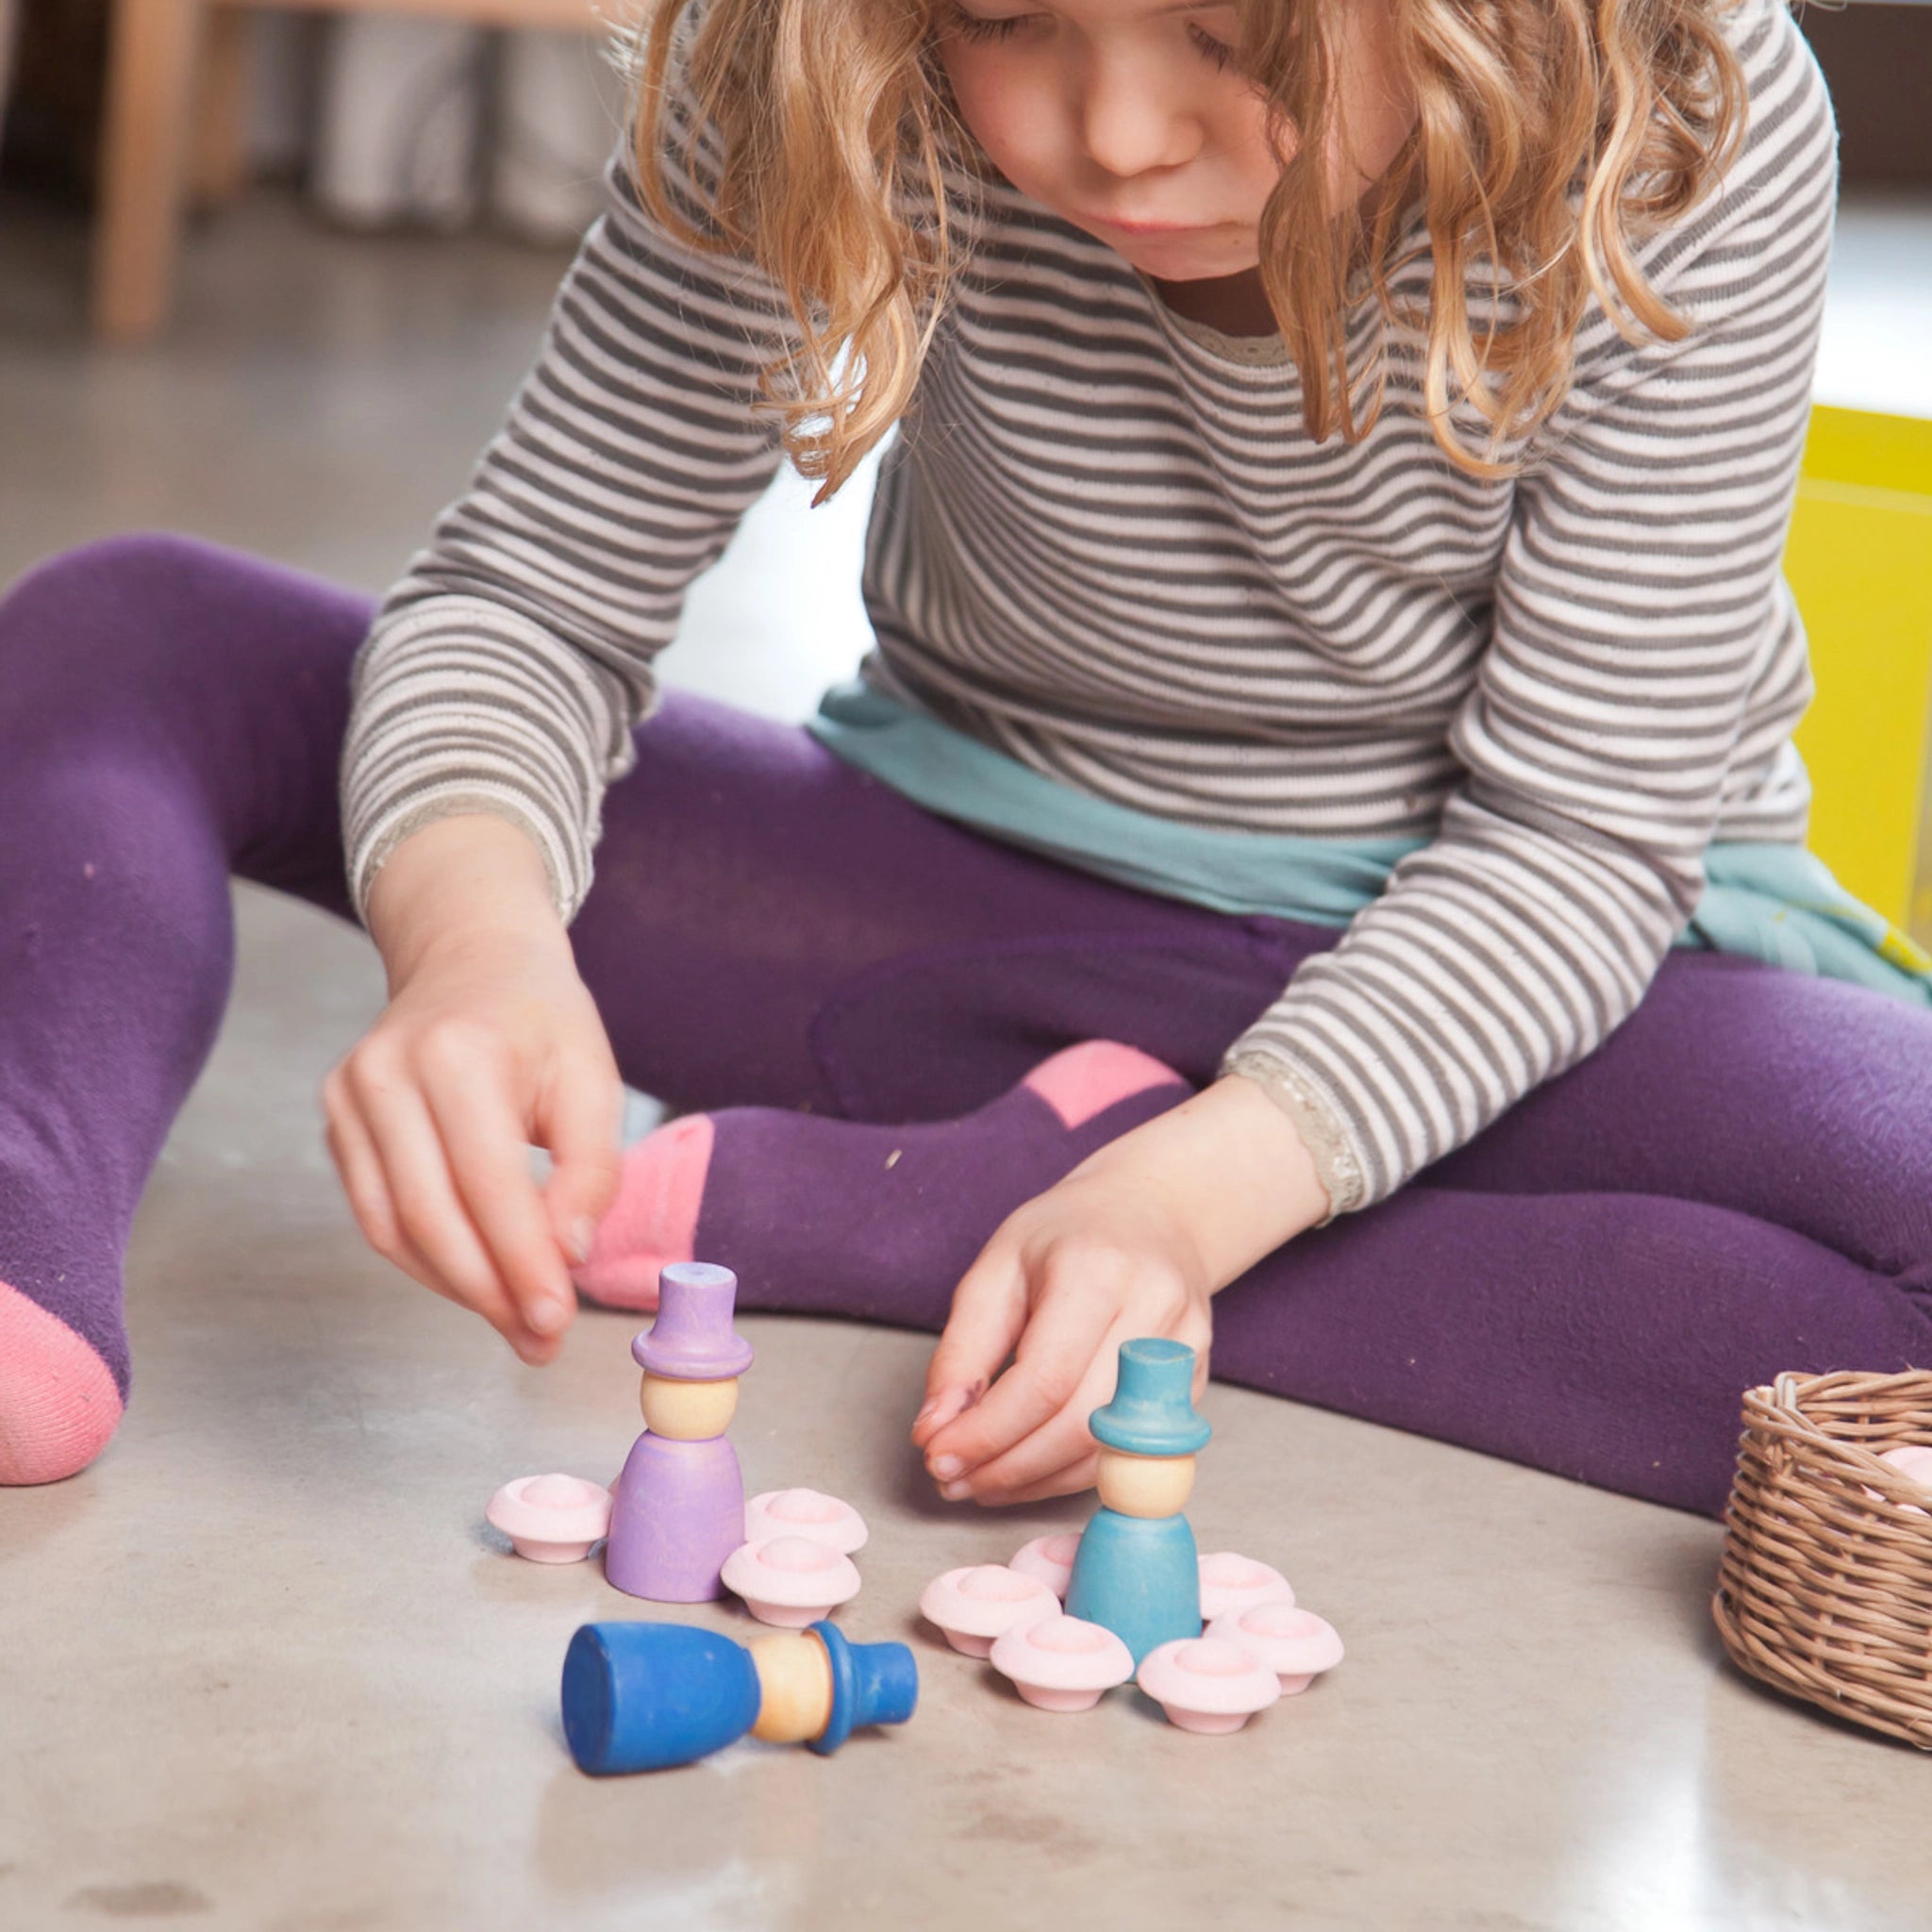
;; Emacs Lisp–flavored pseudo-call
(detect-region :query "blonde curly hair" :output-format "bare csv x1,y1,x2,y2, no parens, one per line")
626,0,1749,495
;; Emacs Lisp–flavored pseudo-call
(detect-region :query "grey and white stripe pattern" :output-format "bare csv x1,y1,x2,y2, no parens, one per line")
343,0,1834,1212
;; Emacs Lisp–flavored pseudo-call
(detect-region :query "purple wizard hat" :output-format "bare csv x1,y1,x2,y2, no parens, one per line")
632,1262,755,1381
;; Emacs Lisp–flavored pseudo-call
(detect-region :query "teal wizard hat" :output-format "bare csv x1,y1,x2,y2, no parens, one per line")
1087,1338,1210,1457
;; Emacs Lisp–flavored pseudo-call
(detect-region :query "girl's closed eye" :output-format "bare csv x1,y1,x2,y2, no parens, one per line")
945,5,1040,42
944,2,1239,70
1188,25,1236,71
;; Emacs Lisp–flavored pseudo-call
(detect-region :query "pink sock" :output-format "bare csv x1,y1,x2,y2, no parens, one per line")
572,1114,716,1310
0,1279,125,1485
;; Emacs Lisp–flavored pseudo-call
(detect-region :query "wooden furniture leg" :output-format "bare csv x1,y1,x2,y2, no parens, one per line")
191,7,254,208
0,0,20,161
92,0,609,342
94,0,207,343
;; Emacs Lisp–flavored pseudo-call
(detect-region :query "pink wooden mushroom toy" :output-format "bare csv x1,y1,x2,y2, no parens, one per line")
1197,1552,1295,1623
991,1613,1135,1711
1009,1532,1083,1601
1879,1444,1932,1490
487,1474,613,1563
1207,1602,1344,1694
1137,1637,1283,1734
919,1565,1058,1657
744,1489,869,1555
1873,1444,1932,1517
721,1535,862,1628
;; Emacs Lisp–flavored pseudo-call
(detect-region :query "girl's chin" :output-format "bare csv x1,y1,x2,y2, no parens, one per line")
1091,226,1259,282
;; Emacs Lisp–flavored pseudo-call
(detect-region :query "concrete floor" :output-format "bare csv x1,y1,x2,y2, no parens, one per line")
2,187,1932,1930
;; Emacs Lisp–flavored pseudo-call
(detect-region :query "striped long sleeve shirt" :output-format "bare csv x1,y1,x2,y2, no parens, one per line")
341,0,1836,1213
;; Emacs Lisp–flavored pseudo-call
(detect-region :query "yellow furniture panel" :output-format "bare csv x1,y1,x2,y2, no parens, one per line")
1785,407,1932,940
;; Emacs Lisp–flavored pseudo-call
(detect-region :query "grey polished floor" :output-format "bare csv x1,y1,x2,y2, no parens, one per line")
2,188,1931,1931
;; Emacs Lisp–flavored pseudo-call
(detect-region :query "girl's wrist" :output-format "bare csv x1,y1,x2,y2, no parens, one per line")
1073,1073,1331,1292
366,812,568,989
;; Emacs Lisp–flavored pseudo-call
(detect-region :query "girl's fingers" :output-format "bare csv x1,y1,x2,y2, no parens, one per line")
536,1051,625,1267
422,1060,577,1339
324,1076,403,1257
337,1137,483,1312
945,1312,1137,1500
968,1451,1099,1508
325,1089,451,1295
925,1273,1118,1477
943,1400,1102,1504
351,1070,543,1357
933,1282,1212,1498
910,1382,979,1451
327,1079,551,1358
914,1245,1027,1451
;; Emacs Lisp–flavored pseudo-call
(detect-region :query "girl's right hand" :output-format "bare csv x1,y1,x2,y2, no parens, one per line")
323,814,625,1364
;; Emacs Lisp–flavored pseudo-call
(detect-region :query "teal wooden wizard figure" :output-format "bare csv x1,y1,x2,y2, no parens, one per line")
1064,1337,1209,1666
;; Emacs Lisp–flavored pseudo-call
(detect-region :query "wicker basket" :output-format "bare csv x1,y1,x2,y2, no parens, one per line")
1713,1370,1932,1748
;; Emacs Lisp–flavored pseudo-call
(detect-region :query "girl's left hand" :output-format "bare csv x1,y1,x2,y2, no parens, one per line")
910,1073,1332,1505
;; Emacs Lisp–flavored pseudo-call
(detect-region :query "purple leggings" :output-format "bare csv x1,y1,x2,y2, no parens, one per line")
4,535,1931,1509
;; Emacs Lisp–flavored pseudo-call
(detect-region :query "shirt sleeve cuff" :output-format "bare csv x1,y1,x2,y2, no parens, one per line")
1220,1047,1368,1223
348,786,584,930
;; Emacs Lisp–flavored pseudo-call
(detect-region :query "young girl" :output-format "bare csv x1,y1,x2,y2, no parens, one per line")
4,0,1925,1514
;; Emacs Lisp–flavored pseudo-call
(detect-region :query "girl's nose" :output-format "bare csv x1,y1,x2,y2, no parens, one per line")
1078,56,1200,179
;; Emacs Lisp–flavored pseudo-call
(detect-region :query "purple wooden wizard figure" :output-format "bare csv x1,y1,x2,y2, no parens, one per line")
604,1262,754,1603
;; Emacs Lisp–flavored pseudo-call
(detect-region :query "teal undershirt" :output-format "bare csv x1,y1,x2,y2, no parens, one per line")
808,680,1932,1008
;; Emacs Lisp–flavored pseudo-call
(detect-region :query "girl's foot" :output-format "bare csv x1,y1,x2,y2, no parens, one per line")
573,1041,1193,1321
0,1171,128,1485
0,1281,125,1486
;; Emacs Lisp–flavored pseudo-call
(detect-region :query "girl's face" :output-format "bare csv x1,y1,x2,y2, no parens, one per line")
934,0,1413,284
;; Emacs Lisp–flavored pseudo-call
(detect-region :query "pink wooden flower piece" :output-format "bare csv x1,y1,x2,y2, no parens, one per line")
1009,1532,1084,1600
991,1612,1135,1711
486,1473,612,1563
743,1488,869,1555
1137,1637,1283,1735
1206,1602,1344,1694
918,1565,1059,1657
721,1535,862,1627
1196,1551,1296,1623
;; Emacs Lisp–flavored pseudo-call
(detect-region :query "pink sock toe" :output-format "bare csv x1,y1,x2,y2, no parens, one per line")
1023,1041,1187,1130
572,1113,715,1311
0,1280,125,1485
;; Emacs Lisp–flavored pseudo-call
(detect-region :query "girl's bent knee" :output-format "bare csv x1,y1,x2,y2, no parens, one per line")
6,530,212,627
0,535,366,751
2,535,241,709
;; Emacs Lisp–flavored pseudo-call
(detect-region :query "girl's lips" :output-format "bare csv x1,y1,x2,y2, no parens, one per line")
1086,215,1216,235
